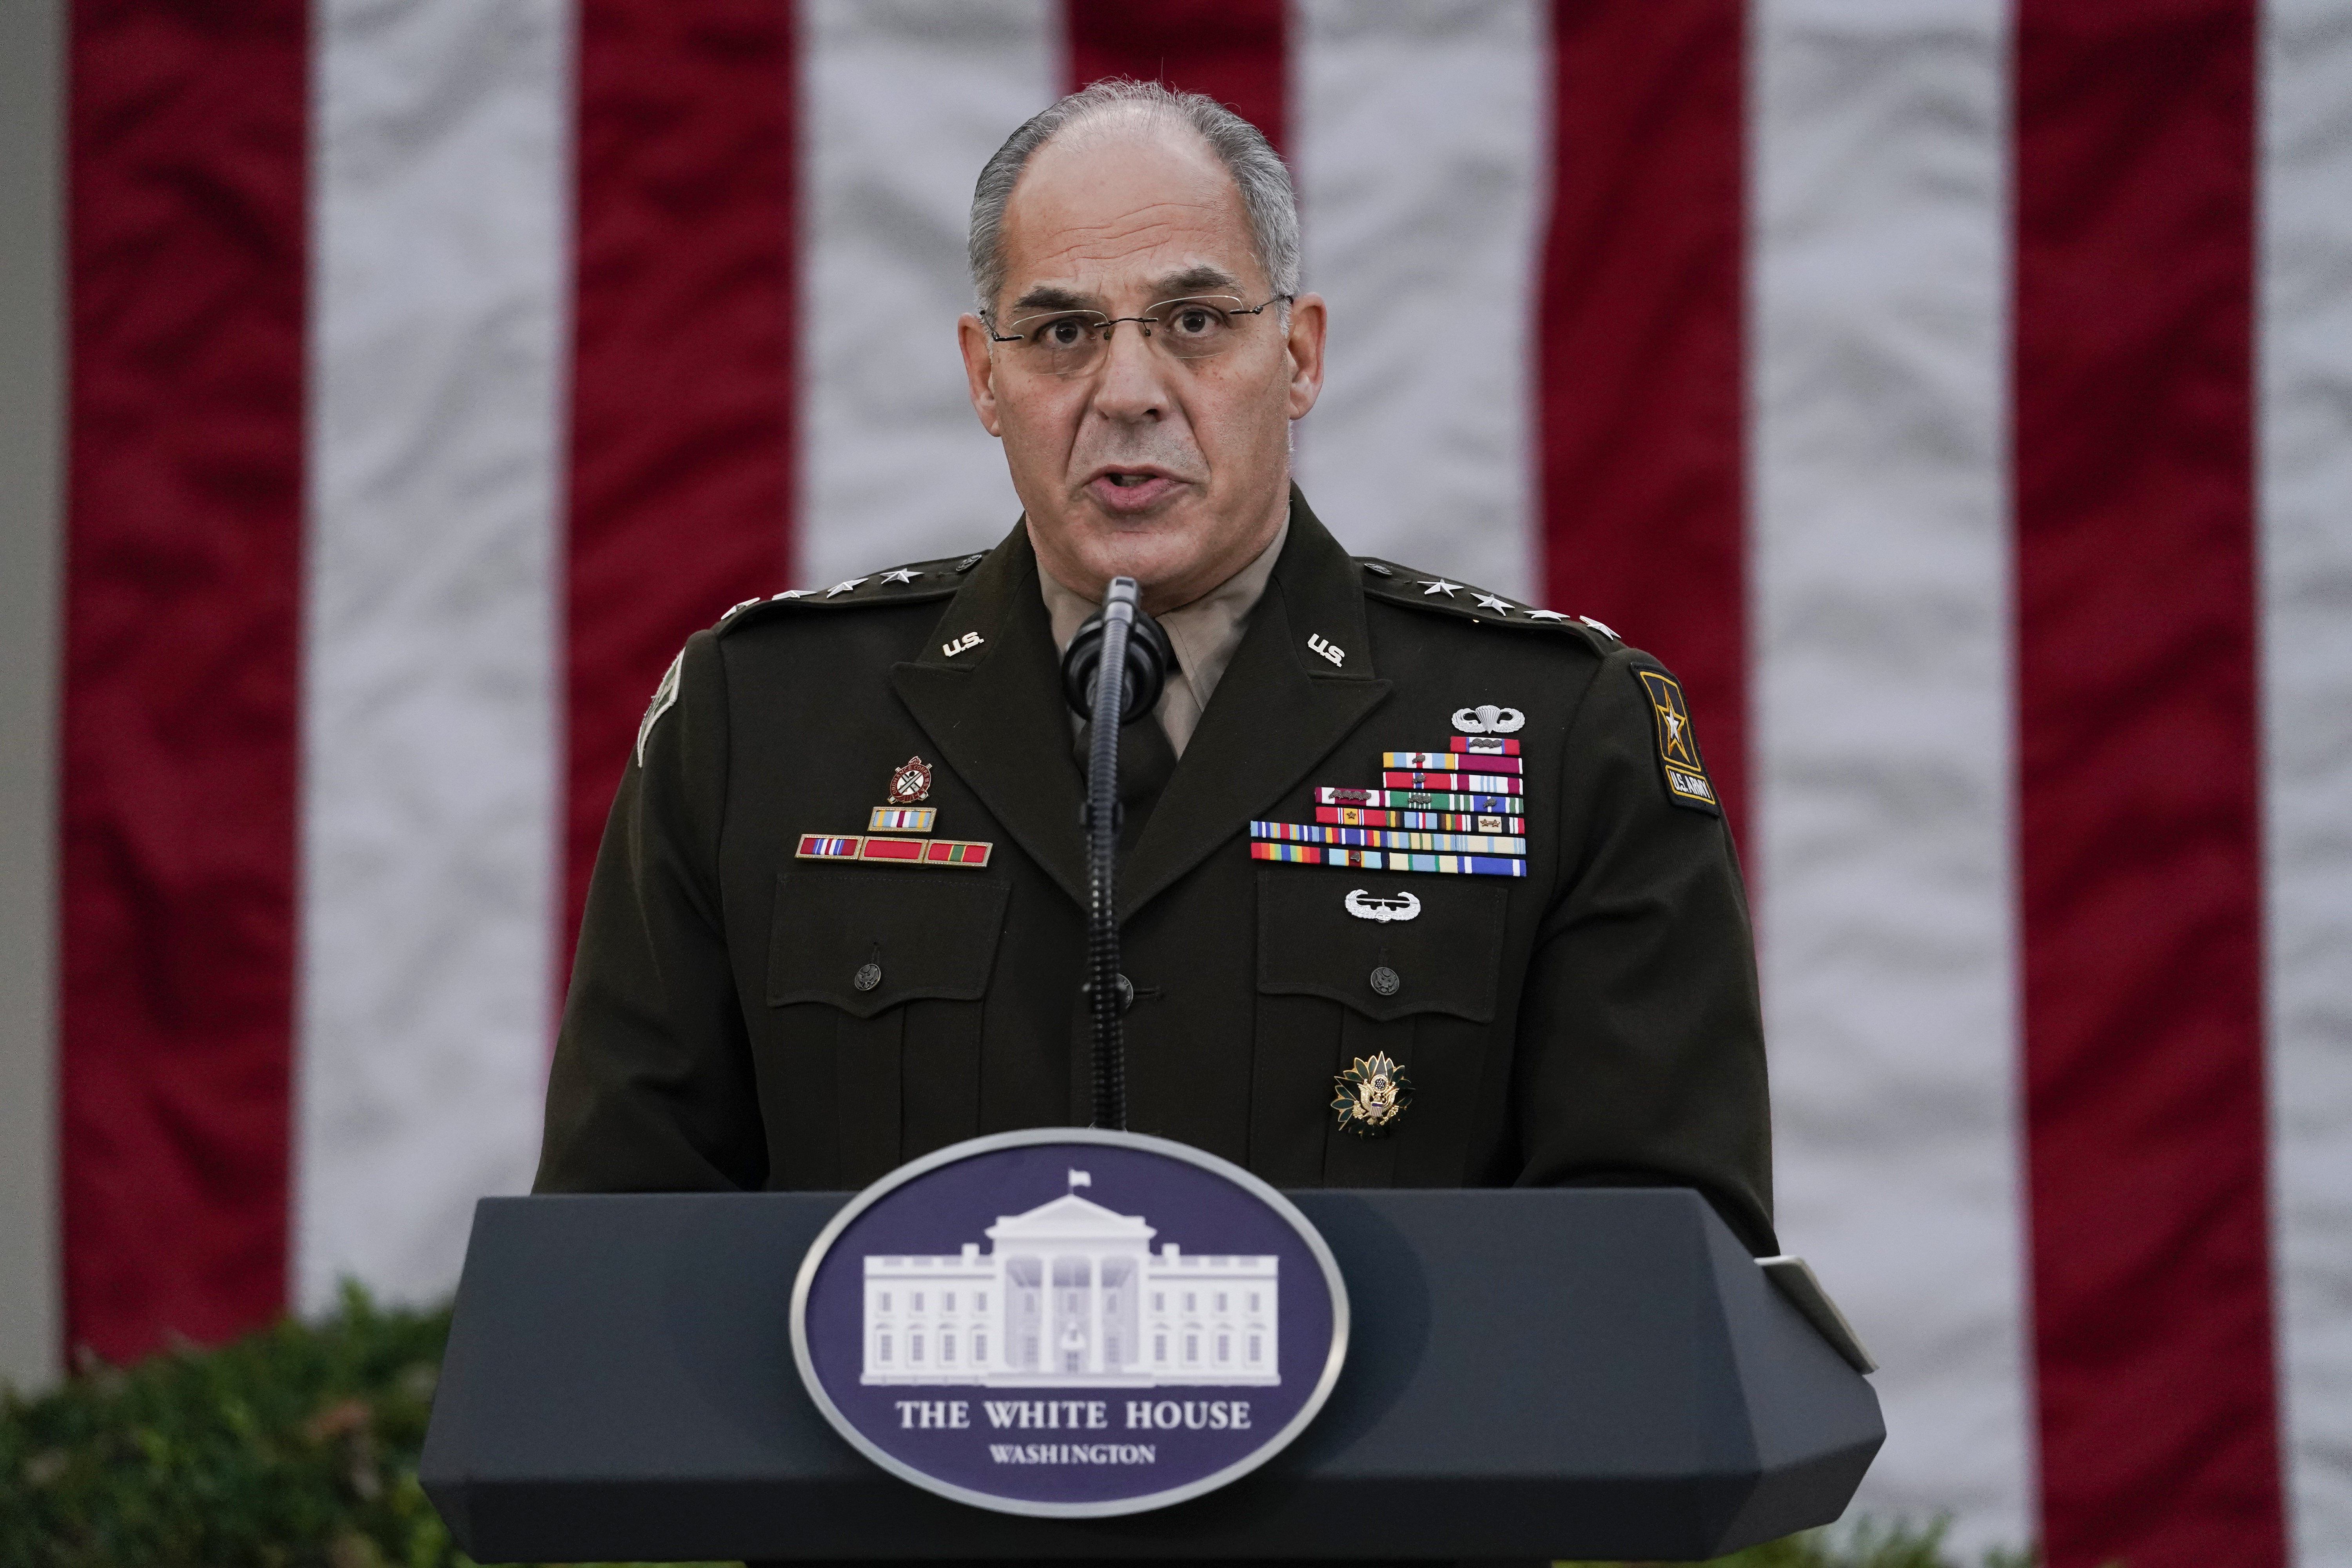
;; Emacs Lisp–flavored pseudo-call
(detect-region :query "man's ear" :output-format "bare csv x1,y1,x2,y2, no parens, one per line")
958,314,1004,437
1284,292,1328,421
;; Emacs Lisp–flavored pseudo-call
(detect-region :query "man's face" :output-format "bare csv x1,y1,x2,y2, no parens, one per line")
958,122,1326,614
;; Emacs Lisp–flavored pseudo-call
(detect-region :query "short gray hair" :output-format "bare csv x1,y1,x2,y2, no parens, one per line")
968,79,1301,318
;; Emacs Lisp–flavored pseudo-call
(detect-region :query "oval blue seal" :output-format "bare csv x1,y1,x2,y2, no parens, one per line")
791,1127,1349,1517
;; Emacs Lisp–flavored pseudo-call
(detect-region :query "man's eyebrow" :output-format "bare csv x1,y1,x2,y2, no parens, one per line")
1006,284,1094,315
1152,265,1240,298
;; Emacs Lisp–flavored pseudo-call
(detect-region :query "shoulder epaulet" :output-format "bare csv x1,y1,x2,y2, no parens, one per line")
711,548,990,635
1354,557,1624,655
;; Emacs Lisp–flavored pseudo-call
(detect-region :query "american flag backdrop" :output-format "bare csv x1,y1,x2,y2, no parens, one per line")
10,1,2352,1564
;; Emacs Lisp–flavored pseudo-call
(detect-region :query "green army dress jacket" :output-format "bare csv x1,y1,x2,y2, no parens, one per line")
536,492,1777,1254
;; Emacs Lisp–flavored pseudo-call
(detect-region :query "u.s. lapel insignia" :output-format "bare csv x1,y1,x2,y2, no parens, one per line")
1332,1053,1414,1136
886,756,934,805
1634,668,1719,813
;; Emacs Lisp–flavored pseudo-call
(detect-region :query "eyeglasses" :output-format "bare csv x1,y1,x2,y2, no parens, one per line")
985,294,1292,377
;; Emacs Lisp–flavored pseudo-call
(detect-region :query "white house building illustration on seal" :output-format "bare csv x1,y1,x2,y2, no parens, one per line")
861,1172,1279,1387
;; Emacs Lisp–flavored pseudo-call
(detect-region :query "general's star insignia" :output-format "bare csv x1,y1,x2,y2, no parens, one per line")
1333,1053,1414,1136
773,589,812,600
1524,608,1567,621
1579,614,1620,639
1417,578,1462,597
826,578,866,598
722,597,762,619
1473,592,1513,614
880,567,921,584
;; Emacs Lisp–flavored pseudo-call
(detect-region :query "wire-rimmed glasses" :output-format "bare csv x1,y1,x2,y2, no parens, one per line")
985,294,1291,377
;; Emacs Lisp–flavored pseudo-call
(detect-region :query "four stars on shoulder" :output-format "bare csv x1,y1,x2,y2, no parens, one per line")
719,550,988,622
1369,559,1621,643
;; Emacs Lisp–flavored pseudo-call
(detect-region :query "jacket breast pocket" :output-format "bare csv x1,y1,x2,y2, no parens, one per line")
762,872,1010,1189
1251,869,1506,1189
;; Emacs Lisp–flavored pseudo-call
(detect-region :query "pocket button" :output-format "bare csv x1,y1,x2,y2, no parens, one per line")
853,962,883,992
1368,965,1402,998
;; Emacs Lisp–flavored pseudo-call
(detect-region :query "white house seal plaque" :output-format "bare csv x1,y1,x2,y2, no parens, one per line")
791,1127,1349,1517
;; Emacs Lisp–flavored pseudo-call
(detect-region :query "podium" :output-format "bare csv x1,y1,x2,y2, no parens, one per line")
419,1187,1882,1562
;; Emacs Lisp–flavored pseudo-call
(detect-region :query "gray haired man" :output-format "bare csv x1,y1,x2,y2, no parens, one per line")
541,74,1774,1325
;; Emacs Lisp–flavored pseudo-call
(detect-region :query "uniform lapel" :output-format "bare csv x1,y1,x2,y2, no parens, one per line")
1120,491,1391,920
892,528,1090,908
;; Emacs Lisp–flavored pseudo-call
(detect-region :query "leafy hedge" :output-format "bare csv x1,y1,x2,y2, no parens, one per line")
0,1288,2019,1568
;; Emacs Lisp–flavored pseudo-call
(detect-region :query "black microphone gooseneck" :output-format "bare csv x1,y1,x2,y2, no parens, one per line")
1059,577,1171,1131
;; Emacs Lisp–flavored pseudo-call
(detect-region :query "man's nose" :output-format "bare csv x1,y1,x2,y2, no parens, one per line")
1088,319,1170,421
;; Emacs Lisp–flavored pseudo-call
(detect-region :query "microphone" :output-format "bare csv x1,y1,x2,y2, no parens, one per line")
1061,587,1173,724
1059,578,1172,1131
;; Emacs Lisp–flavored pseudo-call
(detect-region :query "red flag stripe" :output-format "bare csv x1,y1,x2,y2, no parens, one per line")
59,0,310,1361
2012,4,2284,1565
563,0,800,970
1067,0,1289,152
1537,0,1749,837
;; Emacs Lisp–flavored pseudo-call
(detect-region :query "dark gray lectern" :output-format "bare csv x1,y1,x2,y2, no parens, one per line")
419,1188,1881,1562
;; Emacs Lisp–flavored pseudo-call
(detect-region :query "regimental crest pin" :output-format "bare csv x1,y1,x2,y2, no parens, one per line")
886,755,935,805
1332,1053,1414,1137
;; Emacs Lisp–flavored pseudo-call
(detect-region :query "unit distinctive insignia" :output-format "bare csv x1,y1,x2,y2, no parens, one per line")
1634,668,1719,813
1332,1053,1414,1136
1451,704,1525,735
635,648,684,766
887,756,935,805
1343,889,1421,923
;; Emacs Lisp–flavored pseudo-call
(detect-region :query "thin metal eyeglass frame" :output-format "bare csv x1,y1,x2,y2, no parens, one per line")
985,293,1293,356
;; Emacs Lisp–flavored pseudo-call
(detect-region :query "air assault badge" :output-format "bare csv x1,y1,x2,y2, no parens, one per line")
1332,1053,1414,1137
1634,667,1720,815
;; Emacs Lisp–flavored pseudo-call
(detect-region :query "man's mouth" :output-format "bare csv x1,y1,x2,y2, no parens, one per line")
1084,467,1184,512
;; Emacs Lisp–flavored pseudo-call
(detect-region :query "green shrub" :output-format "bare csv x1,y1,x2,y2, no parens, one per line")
0,1283,721,1568
1,1287,2023,1568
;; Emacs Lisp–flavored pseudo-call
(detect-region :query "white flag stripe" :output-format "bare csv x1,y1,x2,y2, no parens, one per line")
2261,1,2352,1559
1290,0,1546,601
296,0,568,1310
797,0,1053,587
1749,0,2029,1553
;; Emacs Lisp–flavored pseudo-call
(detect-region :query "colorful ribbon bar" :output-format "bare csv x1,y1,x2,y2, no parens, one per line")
796,834,862,860
867,806,937,833
1252,820,1527,856
1449,736,1521,757
1248,841,1526,878
1317,806,1517,833
796,833,993,867
1316,787,1523,814
1379,770,1524,795
1384,750,1521,775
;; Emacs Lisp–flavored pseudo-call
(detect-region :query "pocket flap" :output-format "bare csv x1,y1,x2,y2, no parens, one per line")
767,872,1009,1018
1255,869,1505,1023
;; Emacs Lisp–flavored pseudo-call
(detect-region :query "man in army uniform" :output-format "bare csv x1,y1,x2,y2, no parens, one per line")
536,81,1775,1259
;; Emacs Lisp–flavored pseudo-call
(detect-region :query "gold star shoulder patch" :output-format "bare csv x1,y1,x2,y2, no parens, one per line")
1633,666,1720,815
